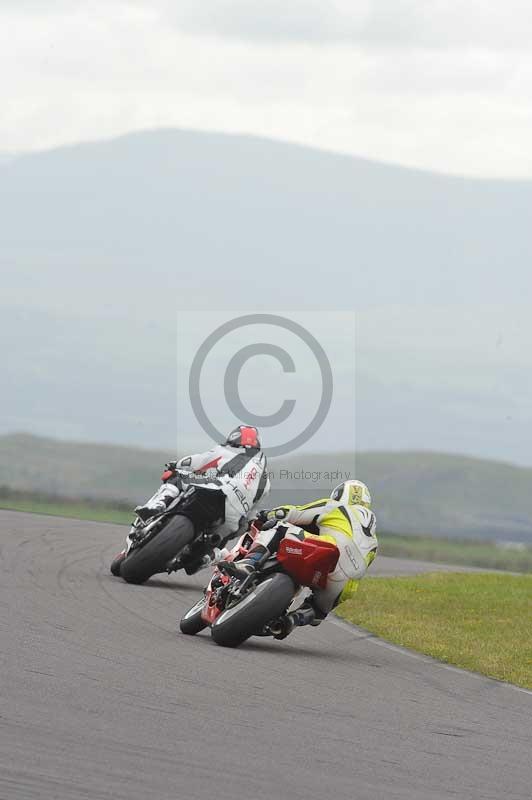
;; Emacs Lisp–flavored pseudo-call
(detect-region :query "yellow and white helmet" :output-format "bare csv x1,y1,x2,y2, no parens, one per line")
330,479,372,509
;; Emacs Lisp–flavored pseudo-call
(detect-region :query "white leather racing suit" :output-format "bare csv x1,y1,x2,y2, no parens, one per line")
166,444,270,543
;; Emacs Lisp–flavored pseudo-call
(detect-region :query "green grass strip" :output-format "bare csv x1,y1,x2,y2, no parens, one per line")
337,572,532,689
379,533,532,573
0,497,132,525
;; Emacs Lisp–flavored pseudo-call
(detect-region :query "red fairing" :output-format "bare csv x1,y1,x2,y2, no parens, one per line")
201,570,231,625
277,538,339,589
201,536,254,624
161,469,175,481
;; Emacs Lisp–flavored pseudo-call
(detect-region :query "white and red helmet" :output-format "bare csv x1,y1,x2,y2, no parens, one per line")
225,425,261,449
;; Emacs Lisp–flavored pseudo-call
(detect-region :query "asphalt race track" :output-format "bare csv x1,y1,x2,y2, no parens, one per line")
1,510,531,800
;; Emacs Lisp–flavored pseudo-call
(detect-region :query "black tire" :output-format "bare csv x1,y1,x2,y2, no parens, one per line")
120,516,194,584
110,552,126,576
179,597,208,635
211,573,295,648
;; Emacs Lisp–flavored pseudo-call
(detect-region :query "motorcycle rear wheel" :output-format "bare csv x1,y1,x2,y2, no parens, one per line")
120,516,194,584
211,573,295,648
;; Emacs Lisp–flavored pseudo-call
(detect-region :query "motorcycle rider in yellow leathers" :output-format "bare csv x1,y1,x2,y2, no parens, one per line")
229,479,378,639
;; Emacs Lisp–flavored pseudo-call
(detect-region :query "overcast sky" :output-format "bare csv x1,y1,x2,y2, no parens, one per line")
1,1,531,177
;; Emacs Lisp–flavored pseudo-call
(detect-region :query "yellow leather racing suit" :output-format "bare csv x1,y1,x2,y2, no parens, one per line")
256,499,378,616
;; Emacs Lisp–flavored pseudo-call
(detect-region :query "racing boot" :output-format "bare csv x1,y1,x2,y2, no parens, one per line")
135,483,181,522
271,600,326,640
220,546,268,579
183,547,230,576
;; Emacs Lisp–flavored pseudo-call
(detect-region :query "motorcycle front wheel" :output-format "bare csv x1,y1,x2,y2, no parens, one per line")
120,515,194,584
211,573,295,648
110,551,126,576
179,597,208,635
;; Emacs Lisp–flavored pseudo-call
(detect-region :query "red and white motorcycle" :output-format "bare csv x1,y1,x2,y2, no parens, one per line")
179,519,339,647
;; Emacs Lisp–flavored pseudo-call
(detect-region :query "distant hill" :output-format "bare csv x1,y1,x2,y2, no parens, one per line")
2,433,531,543
2,128,530,311
1,129,532,463
276,451,532,542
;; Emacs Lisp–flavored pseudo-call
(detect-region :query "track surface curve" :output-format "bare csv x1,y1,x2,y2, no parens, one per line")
1,510,530,800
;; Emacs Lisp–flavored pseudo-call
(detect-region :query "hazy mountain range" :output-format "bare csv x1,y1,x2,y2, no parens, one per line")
2,433,532,543
1,128,531,463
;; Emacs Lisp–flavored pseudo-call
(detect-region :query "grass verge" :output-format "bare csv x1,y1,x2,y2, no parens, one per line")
337,572,532,689
0,490,132,525
379,533,532,573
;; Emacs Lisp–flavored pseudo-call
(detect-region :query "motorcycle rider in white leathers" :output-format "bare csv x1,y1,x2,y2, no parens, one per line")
134,426,270,565
229,480,378,639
